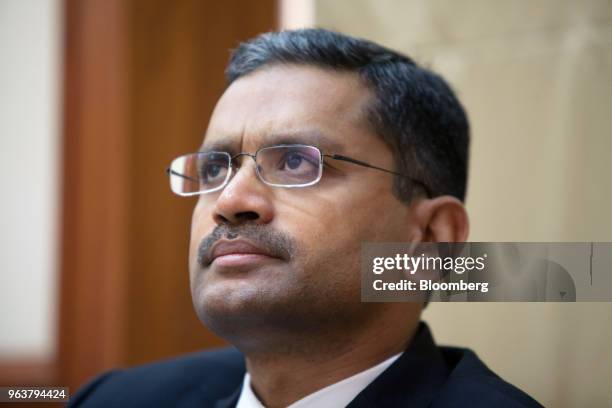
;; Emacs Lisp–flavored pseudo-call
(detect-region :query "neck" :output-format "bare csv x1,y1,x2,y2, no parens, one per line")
243,309,420,408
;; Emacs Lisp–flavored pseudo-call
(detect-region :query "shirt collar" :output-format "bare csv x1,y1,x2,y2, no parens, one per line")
236,352,402,408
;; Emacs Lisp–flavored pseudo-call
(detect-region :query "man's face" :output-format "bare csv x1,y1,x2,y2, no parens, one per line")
189,64,414,345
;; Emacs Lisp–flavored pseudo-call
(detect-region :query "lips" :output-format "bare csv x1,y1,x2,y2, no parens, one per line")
208,239,278,265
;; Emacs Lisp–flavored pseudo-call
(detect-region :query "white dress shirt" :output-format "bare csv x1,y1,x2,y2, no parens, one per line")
235,352,402,408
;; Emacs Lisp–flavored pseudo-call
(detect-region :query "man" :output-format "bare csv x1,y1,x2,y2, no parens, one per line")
69,29,541,407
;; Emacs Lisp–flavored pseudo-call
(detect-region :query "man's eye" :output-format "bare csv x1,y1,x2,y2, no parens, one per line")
207,164,222,177
278,152,317,173
284,153,305,170
200,162,227,183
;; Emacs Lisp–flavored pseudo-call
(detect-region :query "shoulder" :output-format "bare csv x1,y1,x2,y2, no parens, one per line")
433,346,543,408
68,347,245,408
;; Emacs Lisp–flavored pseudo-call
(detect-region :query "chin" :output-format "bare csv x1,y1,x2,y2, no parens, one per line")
191,277,281,333
194,277,258,312
190,260,295,313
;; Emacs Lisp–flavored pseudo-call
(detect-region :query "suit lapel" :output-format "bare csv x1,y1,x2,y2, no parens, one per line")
346,323,449,408
214,384,242,408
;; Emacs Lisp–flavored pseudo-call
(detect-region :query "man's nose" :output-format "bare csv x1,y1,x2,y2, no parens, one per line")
212,161,274,226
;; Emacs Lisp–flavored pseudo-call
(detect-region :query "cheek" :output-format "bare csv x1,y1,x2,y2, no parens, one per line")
279,194,389,264
302,195,406,260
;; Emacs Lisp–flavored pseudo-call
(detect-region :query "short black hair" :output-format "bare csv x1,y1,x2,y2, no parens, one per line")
226,28,470,202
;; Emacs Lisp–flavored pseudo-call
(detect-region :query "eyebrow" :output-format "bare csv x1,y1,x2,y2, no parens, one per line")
199,130,345,154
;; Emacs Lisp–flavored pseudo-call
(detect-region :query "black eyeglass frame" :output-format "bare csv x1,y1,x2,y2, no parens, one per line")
166,144,432,198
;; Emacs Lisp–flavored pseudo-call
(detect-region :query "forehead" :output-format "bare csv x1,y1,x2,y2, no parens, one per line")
202,64,376,153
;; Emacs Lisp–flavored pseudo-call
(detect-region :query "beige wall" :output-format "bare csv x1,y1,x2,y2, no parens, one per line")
0,0,61,361
315,0,612,406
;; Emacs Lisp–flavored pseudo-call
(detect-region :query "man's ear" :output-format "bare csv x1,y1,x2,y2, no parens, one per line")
409,196,469,242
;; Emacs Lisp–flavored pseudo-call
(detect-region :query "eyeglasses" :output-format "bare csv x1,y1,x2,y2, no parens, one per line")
166,144,431,197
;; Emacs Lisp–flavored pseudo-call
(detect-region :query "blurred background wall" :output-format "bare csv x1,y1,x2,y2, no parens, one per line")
0,0,277,392
313,0,612,406
0,0,61,383
0,0,611,406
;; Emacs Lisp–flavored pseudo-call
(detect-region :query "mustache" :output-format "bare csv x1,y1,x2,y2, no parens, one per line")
197,223,297,267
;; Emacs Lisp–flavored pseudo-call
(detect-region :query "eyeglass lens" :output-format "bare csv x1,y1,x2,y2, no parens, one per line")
169,145,322,196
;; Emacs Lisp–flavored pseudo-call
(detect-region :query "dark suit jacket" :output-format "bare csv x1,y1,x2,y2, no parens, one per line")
68,323,542,407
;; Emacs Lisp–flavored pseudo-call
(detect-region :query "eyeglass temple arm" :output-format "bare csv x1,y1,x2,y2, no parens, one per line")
323,154,432,198
166,168,199,183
